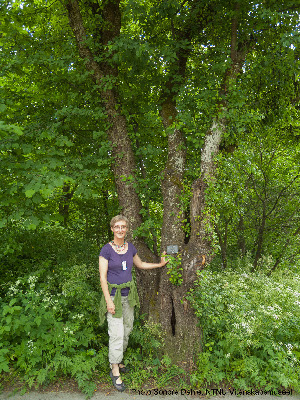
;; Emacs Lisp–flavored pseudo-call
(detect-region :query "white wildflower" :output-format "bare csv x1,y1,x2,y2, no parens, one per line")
28,275,38,289
63,327,74,335
27,340,36,354
72,314,84,320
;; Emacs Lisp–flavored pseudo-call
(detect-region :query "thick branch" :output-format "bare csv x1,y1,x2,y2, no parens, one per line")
190,117,225,247
64,0,151,248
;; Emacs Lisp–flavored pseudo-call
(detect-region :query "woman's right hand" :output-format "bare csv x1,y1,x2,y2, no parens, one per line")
107,299,115,314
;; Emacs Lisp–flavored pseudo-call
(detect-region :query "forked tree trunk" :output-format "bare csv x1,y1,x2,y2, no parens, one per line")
143,117,225,366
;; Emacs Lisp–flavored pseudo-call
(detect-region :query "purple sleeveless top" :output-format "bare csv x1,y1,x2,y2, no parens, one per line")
99,242,137,296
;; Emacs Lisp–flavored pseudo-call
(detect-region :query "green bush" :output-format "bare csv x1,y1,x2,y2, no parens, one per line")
0,272,107,397
187,268,300,390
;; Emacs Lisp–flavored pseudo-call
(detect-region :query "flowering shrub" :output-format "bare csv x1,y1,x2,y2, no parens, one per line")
0,271,107,396
187,269,300,390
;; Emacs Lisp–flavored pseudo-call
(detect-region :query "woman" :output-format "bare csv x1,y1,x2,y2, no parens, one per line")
99,215,168,392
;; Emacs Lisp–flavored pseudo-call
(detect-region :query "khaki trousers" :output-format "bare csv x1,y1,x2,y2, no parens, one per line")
107,295,134,364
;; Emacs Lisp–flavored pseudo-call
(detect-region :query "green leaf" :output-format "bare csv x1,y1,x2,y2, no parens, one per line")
25,189,36,198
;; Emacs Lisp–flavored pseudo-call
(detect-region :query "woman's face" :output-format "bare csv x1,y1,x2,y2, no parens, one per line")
111,220,127,240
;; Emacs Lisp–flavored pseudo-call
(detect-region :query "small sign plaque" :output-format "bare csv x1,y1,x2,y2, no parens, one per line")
167,245,179,254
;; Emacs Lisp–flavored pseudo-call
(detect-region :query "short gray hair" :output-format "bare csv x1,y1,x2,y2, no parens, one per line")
110,215,129,229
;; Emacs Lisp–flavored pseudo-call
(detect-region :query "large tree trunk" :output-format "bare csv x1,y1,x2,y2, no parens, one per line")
147,116,225,365
65,0,159,320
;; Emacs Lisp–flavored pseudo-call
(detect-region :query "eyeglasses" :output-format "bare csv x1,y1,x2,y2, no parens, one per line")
113,225,127,231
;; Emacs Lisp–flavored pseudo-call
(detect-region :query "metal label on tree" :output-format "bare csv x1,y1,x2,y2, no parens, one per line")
167,245,179,254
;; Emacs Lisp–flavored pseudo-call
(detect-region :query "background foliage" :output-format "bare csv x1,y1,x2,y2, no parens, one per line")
1,0,300,394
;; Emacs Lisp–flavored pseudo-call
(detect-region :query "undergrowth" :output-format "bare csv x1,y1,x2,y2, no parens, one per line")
1,228,299,397
186,267,300,392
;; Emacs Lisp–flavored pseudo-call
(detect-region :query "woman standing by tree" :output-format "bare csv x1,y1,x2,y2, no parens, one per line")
99,215,168,392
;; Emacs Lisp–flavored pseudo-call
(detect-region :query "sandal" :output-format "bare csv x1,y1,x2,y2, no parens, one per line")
109,370,126,392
